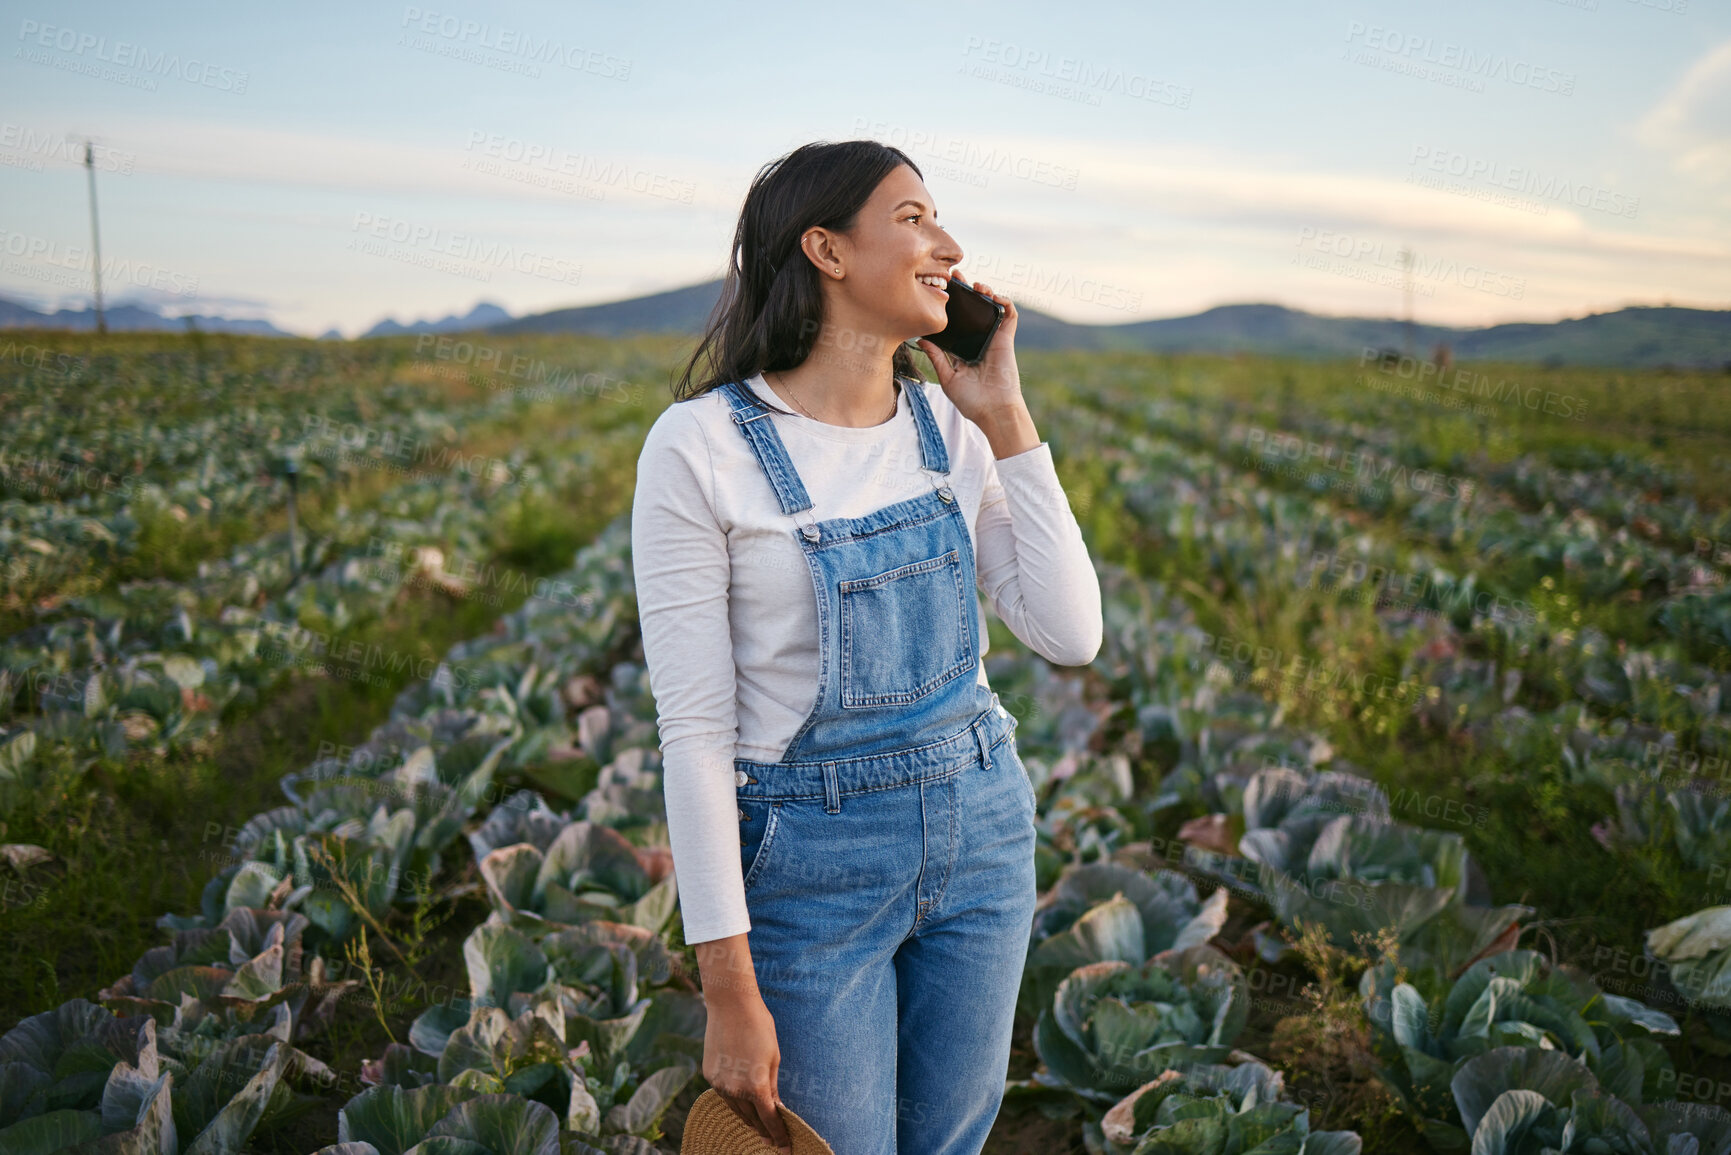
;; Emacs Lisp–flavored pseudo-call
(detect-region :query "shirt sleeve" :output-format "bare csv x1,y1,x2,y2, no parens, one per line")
630,403,752,945
973,438,1103,667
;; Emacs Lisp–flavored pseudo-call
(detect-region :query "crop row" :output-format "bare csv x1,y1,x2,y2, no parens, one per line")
1147,352,1730,562
1075,383,1730,660
1046,400,1731,757
0,422,623,818
0,376,644,632
12,498,1731,1150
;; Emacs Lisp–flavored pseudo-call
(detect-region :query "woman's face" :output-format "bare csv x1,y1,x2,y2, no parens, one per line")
828,164,964,341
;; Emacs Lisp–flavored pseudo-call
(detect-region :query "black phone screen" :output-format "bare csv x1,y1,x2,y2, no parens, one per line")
921,278,1004,364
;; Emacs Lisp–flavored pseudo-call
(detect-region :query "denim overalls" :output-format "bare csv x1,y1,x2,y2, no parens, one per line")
718,376,1039,1155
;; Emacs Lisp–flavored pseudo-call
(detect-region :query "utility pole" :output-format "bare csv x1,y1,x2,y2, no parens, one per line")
1399,245,1414,359
284,455,301,580
83,141,107,335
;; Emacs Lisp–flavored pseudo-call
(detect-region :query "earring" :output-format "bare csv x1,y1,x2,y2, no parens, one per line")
834,267,841,274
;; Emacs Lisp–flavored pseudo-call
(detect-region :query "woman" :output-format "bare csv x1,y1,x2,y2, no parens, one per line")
631,140,1102,1155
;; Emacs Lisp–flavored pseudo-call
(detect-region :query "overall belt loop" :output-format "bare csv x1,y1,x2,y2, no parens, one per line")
822,761,840,813
972,718,993,771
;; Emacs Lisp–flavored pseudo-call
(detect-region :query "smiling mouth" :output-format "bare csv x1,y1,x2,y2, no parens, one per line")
917,274,949,298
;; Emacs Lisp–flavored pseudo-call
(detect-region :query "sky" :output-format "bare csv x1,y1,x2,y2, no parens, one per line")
1,0,1727,338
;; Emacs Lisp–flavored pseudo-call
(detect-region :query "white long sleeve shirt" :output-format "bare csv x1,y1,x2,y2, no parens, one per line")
630,372,1103,945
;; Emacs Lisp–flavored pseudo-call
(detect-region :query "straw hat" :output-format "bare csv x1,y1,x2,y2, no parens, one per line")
680,1087,835,1155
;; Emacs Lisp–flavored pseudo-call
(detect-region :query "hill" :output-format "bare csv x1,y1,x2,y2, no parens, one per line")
0,297,291,336
363,301,513,338
487,279,1731,369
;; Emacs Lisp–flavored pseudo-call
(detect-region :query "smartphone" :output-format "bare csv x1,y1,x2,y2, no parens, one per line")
918,277,1005,365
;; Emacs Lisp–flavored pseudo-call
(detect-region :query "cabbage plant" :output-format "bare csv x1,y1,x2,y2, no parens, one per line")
1026,945,1249,1107
322,1092,669,1154
477,820,677,937
0,1006,323,1155
1172,764,1527,977
0,999,156,1131
1361,949,1681,1150
401,920,703,1136
335,1085,562,1155
1448,1047,1731,1155
1019,861,1229,1022
97,907,357,1044
1095,1059,1362,1155
1243,806,1528,979
1646,905,1731,1015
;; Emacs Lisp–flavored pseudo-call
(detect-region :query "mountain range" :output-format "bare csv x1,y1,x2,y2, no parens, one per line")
0,296,291,336
361,301,513,338
488,280,1731,369
3,284,1728,368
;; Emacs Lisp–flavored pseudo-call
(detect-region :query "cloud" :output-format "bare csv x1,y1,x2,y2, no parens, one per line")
18,111,736,213
1004,138,1729,262
8,114,1723,332
1639,38,1731,182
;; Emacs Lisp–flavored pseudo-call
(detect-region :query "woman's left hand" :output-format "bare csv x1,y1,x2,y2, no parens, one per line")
915,276,1025,429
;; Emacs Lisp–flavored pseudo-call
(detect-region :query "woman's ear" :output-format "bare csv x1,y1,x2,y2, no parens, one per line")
799,227,844,275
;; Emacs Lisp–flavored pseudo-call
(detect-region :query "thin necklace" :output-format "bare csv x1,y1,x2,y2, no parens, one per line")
770,369,898,426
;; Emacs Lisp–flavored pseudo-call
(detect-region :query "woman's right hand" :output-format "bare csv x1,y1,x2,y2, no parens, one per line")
703,994,793,1154
695,934,792,1154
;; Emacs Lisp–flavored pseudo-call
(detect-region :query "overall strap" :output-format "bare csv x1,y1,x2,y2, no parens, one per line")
899,376,951,475
716,380,816,517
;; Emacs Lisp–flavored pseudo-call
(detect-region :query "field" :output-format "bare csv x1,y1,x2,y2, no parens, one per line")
2,327,1729,1154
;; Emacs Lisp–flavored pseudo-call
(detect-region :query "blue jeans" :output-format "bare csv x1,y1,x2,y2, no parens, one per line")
736,704,1038,1155
714,376,1040,1154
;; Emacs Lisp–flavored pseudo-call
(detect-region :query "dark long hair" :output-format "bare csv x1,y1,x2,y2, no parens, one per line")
671,140,928,409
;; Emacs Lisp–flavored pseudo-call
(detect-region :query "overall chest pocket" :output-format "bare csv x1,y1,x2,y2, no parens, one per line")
838,548,975,708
